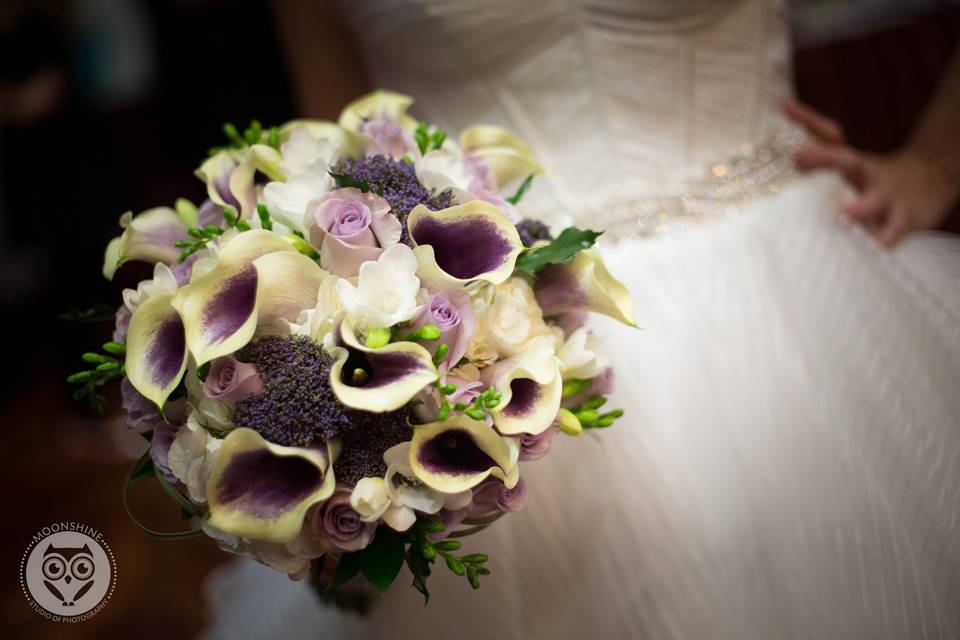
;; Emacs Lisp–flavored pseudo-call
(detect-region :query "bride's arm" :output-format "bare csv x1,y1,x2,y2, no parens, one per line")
786,51,960,247
270,0,369,118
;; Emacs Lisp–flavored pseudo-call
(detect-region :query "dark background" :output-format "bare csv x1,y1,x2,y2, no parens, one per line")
0,1,957,638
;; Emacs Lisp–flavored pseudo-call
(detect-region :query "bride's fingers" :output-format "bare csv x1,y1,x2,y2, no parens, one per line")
876,209,909,248
840,190,885,222
782,99,845,144
794,143,866,189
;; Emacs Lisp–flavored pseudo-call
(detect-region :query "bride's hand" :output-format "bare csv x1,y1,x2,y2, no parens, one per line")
784,100,960,248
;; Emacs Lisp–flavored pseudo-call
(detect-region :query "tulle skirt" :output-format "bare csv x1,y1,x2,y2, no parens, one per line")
202,172,960,640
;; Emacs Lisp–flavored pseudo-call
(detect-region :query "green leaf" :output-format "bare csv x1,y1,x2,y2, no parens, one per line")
122,453,205,541
328,553,361,589
359,527,406,591
506,174,535,205
514,227,602,276
329,171,383,196
405,548,432,605
59,304,117,323
128,453,156,481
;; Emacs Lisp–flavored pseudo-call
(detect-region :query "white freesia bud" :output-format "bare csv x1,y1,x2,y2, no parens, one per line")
350,477,391,522
557,327,609,380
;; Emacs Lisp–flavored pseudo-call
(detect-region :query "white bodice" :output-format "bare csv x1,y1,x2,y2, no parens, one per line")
338,0,796,231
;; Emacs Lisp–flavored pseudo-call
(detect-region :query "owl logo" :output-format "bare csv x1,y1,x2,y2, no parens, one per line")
40,543,96,607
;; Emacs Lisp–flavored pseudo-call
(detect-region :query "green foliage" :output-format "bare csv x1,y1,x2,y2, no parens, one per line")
122,452,206,540
67,341,126,415
514,226,602,276
412,519,492,592
256,204,273,231
175,205,250,262
569,394,624,429
358,527,406,591
328,553,361,589
414,122,447,155
59,304,118,323
506,174,535,205
329,171,385,197
210,119,278,155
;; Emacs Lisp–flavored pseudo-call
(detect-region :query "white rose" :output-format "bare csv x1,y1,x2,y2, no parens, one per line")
335,243,423,329
470,277,554,360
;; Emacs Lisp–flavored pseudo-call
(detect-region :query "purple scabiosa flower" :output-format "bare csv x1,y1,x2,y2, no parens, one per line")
515,218,553,248
309,487,377,553
231,336,352,446
231,336,414,484
469,477,528,516
332,155,454,244
333,406,415,485
121,376,161,429
519,424,559,461
149,422,179,483
113,305,132,343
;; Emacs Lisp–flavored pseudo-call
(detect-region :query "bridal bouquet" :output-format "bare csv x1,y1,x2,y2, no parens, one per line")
70,91,634,601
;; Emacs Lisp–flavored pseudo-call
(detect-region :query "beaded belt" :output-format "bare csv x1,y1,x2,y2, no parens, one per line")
582,127,808,239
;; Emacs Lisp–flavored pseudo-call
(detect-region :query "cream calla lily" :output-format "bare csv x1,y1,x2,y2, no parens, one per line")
207,428,338,543
337,89,417,134
196,150,257,219
482,336,563,436
534,248,636,326
171,230,327,365
279,119,361,158
327,319,437,412
102,208,187,280
408,201,523,288
409,416,520,494
125,293,188,408
459,124,545,187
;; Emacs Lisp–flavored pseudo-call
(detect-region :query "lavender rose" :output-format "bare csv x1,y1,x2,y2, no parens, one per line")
202,356,264,407
413,290,476,368
519,425,559,461
469,478,528,516
308,187,402,277
310,487,377,553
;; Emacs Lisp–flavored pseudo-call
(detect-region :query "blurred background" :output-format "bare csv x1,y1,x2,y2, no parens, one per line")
0,0,957,637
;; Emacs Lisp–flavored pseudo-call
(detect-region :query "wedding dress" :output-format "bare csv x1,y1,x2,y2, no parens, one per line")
202,1,960,638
